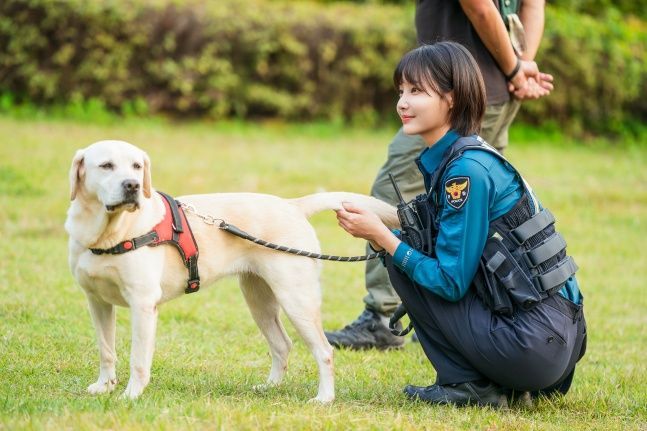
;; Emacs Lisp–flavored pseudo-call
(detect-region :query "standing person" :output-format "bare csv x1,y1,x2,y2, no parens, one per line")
325,0,554,349
335,42,586,407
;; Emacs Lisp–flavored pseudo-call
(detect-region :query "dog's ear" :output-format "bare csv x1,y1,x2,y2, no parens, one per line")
142,152,152,198
69,149,85,201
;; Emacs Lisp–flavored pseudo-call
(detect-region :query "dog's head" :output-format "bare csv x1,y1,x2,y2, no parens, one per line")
69,140,152,213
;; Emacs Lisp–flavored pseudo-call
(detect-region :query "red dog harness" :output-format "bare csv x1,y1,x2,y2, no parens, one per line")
90,192,201,294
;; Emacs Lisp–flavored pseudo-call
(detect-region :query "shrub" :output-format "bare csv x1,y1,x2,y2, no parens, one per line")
0,0,644,135
0,0,415,123
525,6,647,136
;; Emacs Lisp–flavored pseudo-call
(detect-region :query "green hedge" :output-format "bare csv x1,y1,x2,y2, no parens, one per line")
526,7,647,136
548,0,647,20
311,0,647,20
0,0,645,136
0,0,415,124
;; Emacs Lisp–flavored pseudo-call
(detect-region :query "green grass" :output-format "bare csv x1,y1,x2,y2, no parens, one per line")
0,115,645,430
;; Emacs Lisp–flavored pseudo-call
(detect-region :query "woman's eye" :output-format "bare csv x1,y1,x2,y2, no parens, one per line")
133,163,142,170
99,162,114,170
411,87,420,94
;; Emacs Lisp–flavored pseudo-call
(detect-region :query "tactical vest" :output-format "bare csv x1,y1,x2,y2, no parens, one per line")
421,136,578,316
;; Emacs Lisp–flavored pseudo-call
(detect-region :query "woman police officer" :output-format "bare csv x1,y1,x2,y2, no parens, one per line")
336,42,587,408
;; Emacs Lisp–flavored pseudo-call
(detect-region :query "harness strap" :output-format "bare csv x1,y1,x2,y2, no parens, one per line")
157,194,200,293
90,231,158,255
159,191,184,234
185,255,200,293
509,208,555,245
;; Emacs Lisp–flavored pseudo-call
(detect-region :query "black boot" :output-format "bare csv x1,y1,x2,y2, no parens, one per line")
324,308,405,350
403,380,509,408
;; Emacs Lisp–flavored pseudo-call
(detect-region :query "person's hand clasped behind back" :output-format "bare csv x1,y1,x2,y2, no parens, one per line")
508,59,554,100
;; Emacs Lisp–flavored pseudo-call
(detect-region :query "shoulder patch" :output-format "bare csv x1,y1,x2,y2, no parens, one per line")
444,176,470,210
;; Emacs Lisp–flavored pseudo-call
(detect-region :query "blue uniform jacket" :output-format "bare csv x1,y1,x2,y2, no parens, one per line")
392,130,581,304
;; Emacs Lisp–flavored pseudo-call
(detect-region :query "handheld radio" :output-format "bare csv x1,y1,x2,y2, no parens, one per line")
388,173,426,251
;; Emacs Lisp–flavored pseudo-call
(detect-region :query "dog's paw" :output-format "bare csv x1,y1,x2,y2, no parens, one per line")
120,380,145,400
307,394,335,404
87,378,118,395
252,382,276,392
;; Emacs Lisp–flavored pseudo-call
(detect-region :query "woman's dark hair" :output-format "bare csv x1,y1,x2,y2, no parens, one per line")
393,42,486,136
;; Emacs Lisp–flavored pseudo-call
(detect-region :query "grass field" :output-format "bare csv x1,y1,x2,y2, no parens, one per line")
0,115,645,430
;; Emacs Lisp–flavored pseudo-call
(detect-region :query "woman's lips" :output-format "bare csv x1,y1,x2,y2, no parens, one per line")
401,115,414,124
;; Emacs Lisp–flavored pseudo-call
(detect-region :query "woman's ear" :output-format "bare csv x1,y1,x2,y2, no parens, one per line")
69,149,85,201
446,91,454,110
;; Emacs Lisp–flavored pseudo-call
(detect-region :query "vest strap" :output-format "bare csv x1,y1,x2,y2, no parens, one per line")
534,256,578,293
523,232,567,267
486,251,507,273
510,208,555,245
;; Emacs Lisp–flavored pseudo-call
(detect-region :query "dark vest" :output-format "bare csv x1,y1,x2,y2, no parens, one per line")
414,137,578,315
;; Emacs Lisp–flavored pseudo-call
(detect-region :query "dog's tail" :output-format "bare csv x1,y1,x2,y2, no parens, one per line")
289,192,400,229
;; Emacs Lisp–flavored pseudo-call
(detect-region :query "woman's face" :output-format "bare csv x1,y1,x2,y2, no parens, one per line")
397,79,452,145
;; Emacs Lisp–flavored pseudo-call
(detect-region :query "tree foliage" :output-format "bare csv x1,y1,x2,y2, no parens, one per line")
0,0,644,135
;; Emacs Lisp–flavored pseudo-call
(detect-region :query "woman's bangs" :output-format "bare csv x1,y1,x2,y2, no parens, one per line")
394,51,439,95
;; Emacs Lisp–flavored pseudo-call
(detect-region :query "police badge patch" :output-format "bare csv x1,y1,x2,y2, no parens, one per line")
444,176,470,210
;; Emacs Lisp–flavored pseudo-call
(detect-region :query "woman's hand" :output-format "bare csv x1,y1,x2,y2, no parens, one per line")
336,201,401,255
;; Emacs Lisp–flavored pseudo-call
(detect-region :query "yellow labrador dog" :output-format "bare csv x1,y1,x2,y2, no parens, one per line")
65,140,398,403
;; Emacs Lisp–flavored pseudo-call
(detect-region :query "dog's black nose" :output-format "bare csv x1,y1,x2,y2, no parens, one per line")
122,179,140,194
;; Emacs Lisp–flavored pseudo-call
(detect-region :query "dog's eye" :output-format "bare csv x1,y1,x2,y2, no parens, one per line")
99,162,114,170
133,162,142,170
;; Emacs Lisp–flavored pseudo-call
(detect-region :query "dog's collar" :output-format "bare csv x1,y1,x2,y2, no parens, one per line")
90,191,201,294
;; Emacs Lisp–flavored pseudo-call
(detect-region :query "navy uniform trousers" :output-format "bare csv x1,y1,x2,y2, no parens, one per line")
385,255,587,393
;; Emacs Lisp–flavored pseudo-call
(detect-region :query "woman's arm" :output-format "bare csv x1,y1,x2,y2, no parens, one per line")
459,0,551,99
519,0,545,61
458,0,531,91
336,159,494,302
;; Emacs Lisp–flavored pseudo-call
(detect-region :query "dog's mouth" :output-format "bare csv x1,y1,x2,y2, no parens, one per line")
105,200,139,213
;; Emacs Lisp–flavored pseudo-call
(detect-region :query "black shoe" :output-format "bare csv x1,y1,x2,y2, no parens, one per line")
325,309,405,350
403,381,509,408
